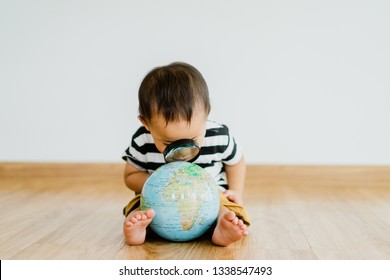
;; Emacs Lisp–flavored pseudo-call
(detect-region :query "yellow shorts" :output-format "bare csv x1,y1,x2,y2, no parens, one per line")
123,192,251,226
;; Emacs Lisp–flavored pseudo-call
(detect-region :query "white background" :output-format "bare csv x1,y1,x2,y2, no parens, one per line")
1,0,389,165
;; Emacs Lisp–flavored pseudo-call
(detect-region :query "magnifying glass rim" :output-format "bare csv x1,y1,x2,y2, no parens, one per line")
163,139,200,162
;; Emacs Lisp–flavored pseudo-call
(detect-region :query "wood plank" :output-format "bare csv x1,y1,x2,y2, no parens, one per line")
0,163,389,259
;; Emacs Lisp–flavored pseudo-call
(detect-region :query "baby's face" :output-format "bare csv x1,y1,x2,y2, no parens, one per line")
141,109,207,154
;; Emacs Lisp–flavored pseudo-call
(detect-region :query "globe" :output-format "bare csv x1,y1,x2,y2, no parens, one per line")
140,161,220,242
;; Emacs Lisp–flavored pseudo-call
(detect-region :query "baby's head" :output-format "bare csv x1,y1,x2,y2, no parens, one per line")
138,62,211,155
138,62,210,124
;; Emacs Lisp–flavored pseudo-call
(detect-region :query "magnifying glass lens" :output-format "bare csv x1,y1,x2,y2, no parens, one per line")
163,139,200,163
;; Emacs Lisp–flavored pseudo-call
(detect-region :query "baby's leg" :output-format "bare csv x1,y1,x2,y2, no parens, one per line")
123,208,155,245
212,206,248,247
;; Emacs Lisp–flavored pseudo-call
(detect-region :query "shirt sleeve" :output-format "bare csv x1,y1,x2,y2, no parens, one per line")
122,136,148,171
202,121,243,165
221,125,243,165
122,126,165,172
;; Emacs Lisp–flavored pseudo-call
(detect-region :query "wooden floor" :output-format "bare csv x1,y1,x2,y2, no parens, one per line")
0,163,389,260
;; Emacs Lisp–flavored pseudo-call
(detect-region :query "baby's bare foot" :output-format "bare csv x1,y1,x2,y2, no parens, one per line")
123,208,155,245
212,210,248,247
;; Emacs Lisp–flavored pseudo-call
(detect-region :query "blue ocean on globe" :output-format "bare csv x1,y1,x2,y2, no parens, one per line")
140,161,220,242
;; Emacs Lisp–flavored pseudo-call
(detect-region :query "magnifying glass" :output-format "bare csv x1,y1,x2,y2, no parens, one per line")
163,139,200,163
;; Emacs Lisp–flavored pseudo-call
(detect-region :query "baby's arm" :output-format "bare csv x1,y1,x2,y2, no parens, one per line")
124,163,149,193
224,156,246,205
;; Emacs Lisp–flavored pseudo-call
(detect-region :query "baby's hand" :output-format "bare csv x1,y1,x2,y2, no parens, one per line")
223,190,243,205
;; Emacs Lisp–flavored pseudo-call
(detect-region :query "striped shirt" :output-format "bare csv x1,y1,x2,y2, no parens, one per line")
122,120,242,189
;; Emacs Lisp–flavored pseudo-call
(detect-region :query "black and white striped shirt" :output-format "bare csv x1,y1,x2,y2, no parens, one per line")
122,120,242,189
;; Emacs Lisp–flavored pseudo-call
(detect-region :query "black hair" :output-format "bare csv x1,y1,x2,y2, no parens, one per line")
138,62,211,124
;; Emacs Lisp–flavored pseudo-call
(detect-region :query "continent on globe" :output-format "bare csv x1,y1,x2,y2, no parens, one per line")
141,161,220,242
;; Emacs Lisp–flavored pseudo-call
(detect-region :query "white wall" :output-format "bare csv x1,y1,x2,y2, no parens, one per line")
1,0,389,165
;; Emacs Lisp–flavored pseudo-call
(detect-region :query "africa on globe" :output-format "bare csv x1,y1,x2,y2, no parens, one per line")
140,161,220,242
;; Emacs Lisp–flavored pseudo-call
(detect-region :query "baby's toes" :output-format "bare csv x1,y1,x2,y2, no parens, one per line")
232,216,239,225
140,213,148,220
